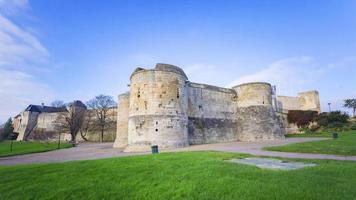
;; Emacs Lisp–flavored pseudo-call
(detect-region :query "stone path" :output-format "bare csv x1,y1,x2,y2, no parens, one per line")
1,138,356,165
0,143,148,166
175,138,356,161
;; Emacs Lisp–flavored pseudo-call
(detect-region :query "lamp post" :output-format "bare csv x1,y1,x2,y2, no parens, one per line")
328,103,331,112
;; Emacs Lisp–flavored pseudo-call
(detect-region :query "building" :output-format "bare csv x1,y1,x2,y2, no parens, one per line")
113,63,320,152
13,101,86,141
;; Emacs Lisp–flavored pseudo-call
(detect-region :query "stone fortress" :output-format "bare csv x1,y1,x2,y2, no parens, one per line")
113,63,321,152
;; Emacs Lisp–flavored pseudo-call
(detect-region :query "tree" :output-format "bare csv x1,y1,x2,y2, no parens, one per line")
79,110,96,141
0,118,14,141
287,110,318,128
54,101,86,146
344,99,356,117
51,100,65,108
316,111,349,128
87,95,117,142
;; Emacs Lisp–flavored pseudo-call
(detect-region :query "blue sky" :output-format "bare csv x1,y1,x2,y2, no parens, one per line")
0,0,356,122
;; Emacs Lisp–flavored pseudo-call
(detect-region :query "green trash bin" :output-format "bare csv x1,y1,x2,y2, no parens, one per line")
151,145,159,154
332,132,338,139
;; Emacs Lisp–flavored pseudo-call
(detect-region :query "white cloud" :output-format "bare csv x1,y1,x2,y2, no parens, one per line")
0,14,48,70
0,0,28,15
0,69,54,122
0,0,53,123
228,56,323,96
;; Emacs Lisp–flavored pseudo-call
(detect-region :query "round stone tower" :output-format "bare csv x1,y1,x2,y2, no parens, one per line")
234,82,273,107
233,82,285,141
125,63,189,152
113,92,130,148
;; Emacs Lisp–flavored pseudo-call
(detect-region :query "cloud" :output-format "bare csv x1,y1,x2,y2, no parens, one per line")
0,0,53,123
228,56,323,96
0,69,54,122
0,14,48,70
0,0,28,15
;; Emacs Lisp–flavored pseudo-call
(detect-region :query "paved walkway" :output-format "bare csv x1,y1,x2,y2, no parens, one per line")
1,138,356,165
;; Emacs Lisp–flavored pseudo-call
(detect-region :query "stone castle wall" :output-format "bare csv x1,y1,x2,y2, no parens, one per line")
114,63,320,152
113,93,130,148
276,90,321,134
187,82,237,144
277,90,321,114
233,83,285,141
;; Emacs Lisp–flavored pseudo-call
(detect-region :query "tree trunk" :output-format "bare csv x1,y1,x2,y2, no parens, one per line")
80,130,88,141
71,133,76,147
353,108,355,118
101,128,104,142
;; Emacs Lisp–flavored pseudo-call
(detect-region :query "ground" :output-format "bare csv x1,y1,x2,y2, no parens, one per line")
1,151,356,200
1,132,356,199
0,141,71,157
4,137,356,166
265,131,356,155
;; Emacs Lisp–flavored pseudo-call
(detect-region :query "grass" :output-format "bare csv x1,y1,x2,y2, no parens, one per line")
0,141,72,157
1,151,356,199
285,132,333,138
266,131,356,155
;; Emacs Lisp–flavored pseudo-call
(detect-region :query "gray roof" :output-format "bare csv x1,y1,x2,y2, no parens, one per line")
69,100,87,109
25,105,67,113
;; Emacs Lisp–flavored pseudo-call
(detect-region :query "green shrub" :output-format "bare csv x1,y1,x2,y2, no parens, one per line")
316,111,349,127
350,124,356,130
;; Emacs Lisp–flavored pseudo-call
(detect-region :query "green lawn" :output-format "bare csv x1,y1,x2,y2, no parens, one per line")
1,151,356,199
266,131,356,155
0,141,72,157
285,132,333,138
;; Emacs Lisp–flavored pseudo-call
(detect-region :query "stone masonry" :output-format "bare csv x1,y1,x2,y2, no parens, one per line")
113,63,320,152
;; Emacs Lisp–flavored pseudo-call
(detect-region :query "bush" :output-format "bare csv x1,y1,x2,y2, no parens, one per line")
0,118,14,141
309,123,320,132
316,111,349,127
350,124,356,130
287,110,318,128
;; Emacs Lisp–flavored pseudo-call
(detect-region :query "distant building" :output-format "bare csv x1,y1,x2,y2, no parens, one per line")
13,101,86,141
13,101,117,142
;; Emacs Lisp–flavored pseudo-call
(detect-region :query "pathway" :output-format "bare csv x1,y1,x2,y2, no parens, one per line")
1,138,356,165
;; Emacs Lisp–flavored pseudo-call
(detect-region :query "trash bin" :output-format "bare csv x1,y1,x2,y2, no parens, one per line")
332,132,338,139
151,145,159,154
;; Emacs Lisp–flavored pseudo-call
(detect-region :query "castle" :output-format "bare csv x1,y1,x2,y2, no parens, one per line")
113,63,320,152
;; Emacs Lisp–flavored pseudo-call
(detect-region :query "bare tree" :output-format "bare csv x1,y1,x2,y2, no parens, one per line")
51,100,65,108
87,95,117,142
79,110,96,141
54,101,86,146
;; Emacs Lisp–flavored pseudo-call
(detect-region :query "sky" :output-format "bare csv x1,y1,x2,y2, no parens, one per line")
0,0,356,123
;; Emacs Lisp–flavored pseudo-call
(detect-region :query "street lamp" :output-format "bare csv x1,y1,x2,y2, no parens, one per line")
328,103,331,112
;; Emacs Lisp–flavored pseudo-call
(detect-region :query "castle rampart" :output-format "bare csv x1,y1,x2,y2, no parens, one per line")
114,63,320,152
